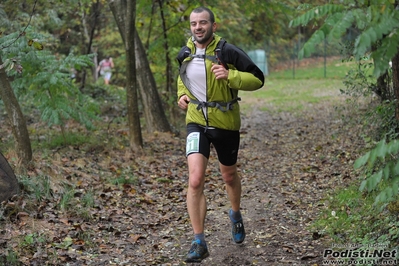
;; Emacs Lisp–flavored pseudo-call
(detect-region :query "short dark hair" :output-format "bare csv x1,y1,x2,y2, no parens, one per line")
191,7,215,24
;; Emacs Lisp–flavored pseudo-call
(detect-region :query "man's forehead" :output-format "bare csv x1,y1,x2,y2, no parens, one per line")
190,12,210,22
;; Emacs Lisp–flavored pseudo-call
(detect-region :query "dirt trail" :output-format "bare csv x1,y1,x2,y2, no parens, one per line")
0,92,365,266
178,103,363,265
121,100,363,265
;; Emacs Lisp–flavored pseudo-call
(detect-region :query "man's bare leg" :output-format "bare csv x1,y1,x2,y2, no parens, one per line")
220,163,245,243
220,163,241,211
187,153,208,235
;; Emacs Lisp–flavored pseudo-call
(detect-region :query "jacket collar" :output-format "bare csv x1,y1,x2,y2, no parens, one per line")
187,34,222,52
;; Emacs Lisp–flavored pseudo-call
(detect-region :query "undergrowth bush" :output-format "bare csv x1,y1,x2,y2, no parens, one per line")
309,46,399,249
355,139,399,208
0,28,100,143
311,183,399,252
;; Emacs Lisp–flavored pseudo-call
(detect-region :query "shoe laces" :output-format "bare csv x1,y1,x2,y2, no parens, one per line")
233,220,244,234
189,241,204,254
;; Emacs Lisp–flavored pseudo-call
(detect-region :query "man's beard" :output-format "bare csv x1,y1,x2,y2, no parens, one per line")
193,30,213,44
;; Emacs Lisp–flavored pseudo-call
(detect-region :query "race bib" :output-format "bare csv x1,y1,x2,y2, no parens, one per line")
186,132,200,156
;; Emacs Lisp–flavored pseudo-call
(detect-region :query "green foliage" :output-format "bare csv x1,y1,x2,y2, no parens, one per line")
35,131,94,150
1,249,18,265
110,167,138,186
341,57,399,140
354,138,399,207
19,175,52,202
311,183,398,247
20,233,46,248
58,185,75,212
341,57,375,98
0,28,100,131
290,1,399,77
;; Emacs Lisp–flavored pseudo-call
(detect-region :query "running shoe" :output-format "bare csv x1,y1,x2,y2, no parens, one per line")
185,239,209,263
231,219,246,244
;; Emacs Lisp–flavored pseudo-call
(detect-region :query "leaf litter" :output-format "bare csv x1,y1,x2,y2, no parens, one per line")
0,95,366,265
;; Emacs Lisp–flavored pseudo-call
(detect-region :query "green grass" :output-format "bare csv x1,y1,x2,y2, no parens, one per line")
241,79,347,113
240,59,352,113
270,58,355,80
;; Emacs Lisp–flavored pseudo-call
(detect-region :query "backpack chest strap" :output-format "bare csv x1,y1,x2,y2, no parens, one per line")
190,97,241,112
190,54,218,64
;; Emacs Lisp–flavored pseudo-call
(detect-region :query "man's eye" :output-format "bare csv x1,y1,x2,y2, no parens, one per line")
191,21,208,27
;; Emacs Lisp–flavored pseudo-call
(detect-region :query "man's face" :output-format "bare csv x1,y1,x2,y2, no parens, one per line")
190,11,216,47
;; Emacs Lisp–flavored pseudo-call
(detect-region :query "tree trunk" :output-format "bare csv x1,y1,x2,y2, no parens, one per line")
80,0,101,89
125,0,143,152
109,0,171,134
394,1,399,125
392,52,399,123
135,32,171,133
157,0,179,127
109,0,143,152
0,151,19,202
372,42,392,102
0,57,32,167
375,71,391,101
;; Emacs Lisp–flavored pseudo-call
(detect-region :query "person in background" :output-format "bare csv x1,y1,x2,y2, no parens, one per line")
97,56,114,85
176,6,264,263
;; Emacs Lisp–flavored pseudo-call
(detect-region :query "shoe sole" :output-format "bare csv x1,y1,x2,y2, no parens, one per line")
233,237,245,244
185,252,210,263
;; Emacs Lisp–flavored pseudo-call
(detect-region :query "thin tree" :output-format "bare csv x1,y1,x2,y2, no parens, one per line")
79,0,102,89
110,0,171,134
157,0,177,124
109,0,143,152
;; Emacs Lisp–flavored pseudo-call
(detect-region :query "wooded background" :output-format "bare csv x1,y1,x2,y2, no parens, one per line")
0,0,345,166
2,0,399,172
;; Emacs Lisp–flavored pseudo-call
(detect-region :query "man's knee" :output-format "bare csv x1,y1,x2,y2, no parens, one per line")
222,172,238,186
189,175,205,191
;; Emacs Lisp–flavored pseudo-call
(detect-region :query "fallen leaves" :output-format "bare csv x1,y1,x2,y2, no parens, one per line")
0,99,367,265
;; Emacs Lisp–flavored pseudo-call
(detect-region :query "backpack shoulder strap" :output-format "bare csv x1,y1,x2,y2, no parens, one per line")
176,46,191,67
215,39,228,69
176,39,228,69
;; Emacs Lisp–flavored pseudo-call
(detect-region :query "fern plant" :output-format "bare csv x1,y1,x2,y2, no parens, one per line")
0,28,99,134
289,1,399,77
354,139,399,208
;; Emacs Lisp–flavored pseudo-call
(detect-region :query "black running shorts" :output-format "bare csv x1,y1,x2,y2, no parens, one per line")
186,123,240,166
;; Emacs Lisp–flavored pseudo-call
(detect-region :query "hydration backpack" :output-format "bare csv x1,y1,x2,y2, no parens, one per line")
176,39,228,69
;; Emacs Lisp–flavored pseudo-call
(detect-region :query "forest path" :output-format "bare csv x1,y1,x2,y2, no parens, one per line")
0,89,365,266
183,101,363,265
148,98,364,265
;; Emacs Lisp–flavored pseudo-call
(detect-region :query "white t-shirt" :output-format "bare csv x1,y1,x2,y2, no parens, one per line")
186,48,206,102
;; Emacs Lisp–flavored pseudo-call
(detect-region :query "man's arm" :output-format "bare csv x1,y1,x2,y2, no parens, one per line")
227,70,263,91
223,44,265,91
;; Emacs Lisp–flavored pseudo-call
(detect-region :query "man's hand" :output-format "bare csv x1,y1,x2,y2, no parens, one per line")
178,95,190,110
211,63,229,80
